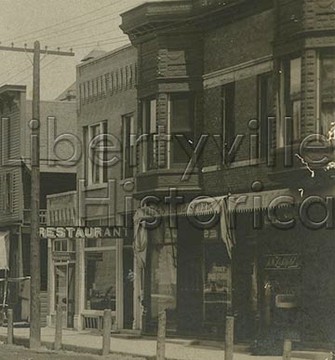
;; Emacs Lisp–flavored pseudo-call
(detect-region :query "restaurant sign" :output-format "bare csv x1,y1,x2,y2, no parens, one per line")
264,254,301,270
39,226,125,239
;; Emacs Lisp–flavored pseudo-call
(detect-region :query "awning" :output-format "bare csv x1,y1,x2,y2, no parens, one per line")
188,188,296,216
133,188,296,220
0,231,9,270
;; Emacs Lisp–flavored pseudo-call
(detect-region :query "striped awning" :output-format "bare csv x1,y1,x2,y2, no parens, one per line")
135,188,296,219
186,188,295,216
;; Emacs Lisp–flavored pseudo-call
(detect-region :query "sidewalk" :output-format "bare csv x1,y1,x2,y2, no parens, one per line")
0,326,328,360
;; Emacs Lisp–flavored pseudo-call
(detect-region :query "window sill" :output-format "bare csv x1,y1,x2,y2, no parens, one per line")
202,159,266,173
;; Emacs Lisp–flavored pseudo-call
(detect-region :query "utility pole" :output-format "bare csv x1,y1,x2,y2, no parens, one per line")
0,42,74,348
30,40,41,349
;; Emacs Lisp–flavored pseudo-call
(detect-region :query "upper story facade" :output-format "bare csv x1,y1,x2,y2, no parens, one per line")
0,84,77,226
76,45,138,225
121,0,335,198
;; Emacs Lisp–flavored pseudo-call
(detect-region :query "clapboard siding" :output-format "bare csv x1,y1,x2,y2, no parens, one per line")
0,93,24,224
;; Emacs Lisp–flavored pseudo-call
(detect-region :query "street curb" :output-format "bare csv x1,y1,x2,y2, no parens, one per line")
0,334,180,359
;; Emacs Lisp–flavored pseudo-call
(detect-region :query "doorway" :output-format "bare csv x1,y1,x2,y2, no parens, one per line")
177,218,203,334
55,263,75,328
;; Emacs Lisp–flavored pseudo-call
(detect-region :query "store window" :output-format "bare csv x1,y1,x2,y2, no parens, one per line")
84,121,108,185
122,114,135,179
85,238,116,311
320,53,335,137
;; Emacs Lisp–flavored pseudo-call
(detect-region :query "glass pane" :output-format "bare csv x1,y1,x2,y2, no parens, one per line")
321,55,335,135
290,58,301,96
170,94,192,133
85,250,116,310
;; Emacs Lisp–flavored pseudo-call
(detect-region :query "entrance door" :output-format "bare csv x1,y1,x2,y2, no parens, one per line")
55,263,75,328
177,219,203,334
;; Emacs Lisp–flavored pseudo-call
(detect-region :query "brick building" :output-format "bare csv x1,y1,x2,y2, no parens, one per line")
46,45,138,331
121,0,335,345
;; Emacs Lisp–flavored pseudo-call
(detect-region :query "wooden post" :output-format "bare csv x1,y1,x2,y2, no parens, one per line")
282,339,292,360
156,309,166,360
102,309,112,355
54,304,63,351
7,309,13,345
225,316,234,360
30,40,41,350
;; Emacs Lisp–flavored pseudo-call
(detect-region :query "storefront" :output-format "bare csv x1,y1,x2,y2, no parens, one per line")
133,188,301,339
46,225,126,331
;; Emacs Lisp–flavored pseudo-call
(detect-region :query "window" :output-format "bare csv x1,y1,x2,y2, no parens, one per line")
85,238,116,311
258,73,274,160
84,121,108,185
142,98,157,171
125,66,129,89
116,71,119,92
104,73,110,94
120,68,124,90
222,83,235,163
278,57,302,147
110,72,114,93
122,114,135,179
130,65,134,87
1,173,13,213
169,93,194,165
320,53,335,136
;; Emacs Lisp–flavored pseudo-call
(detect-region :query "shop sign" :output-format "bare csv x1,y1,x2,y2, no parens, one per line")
39,226,125,239
264,254,301,270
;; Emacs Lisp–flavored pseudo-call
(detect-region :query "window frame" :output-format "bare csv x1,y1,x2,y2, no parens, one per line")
85,121,108,186
121,113,135,180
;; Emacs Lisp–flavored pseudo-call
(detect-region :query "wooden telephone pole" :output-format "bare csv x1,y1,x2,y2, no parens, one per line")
0,41,74,348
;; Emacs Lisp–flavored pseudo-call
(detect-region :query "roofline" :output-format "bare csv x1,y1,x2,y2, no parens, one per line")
77,43,133,69
25,99,76,104
0,84,26,95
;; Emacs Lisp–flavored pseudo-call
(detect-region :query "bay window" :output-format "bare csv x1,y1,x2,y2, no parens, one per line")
320,53,335,137
141,93,194,171
169,93,194,165
277,57,302,148
142,98,157,171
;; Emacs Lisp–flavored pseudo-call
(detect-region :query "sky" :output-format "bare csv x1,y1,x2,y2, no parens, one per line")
0,0,148,100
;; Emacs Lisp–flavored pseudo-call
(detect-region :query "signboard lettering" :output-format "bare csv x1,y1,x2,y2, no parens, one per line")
39,226,125,239
264,254,301,270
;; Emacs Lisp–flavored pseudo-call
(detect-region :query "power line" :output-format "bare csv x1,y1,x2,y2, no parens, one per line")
0,58,31,79
25,16,118,44
16,57,61,84
24,13,120,44
3,1,124,44
72,38,129,50
1,64,33,85
51,32,125,50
